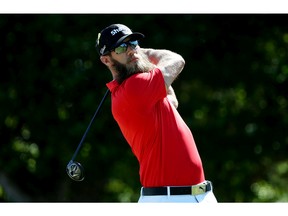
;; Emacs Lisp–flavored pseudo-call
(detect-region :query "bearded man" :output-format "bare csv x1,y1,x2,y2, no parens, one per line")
95,23,217,203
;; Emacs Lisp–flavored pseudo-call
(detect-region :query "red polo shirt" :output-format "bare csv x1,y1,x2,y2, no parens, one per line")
106,68,205,187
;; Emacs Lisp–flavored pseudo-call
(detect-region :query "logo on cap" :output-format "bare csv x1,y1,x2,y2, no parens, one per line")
97,33,101,45
100,45,106,55
111,27,126,36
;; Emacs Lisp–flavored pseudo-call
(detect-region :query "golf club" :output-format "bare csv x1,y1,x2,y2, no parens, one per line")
66,89,110,181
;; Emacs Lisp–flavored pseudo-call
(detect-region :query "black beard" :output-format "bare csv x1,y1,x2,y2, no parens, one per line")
110,52,154,84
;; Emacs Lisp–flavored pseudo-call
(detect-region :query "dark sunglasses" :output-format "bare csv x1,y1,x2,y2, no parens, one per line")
113,40,139,54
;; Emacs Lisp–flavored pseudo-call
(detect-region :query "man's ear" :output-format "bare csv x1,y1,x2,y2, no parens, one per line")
100,55,110,66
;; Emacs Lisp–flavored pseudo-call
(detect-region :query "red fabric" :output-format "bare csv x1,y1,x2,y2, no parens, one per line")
106,68,205,187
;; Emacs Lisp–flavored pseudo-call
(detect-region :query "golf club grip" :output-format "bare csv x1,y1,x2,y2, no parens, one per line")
71,89,110,161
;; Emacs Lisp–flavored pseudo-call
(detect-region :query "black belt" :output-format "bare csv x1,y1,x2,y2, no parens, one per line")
142,181,212,196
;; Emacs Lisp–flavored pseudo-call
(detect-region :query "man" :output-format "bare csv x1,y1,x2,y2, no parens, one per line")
96,23,217,203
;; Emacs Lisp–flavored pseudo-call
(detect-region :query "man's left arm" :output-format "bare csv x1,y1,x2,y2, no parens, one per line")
140,48,185,89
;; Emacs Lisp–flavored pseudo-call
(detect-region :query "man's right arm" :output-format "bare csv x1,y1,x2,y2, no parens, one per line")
140,48,185,88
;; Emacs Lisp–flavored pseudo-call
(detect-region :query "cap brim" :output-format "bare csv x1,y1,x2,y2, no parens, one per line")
114,32,145,49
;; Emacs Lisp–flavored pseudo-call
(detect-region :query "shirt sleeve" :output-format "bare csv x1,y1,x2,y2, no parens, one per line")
124,68,167,109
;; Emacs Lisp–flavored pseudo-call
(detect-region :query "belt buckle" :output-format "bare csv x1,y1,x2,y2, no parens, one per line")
191,184,206,195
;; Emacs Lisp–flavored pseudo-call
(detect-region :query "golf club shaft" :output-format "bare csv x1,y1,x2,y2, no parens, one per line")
70,89,110,161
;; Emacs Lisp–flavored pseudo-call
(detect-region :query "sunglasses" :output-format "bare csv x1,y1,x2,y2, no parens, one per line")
113,40,139,54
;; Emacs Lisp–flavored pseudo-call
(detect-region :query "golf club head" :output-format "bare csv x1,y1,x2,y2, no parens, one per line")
66,160,85,181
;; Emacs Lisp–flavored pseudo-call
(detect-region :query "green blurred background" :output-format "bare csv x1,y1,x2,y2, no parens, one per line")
1,14,288,202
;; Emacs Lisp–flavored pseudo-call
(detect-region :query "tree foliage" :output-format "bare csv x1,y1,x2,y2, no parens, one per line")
1,14,288,202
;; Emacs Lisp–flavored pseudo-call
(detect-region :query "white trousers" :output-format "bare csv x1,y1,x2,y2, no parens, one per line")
138,181,218,203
